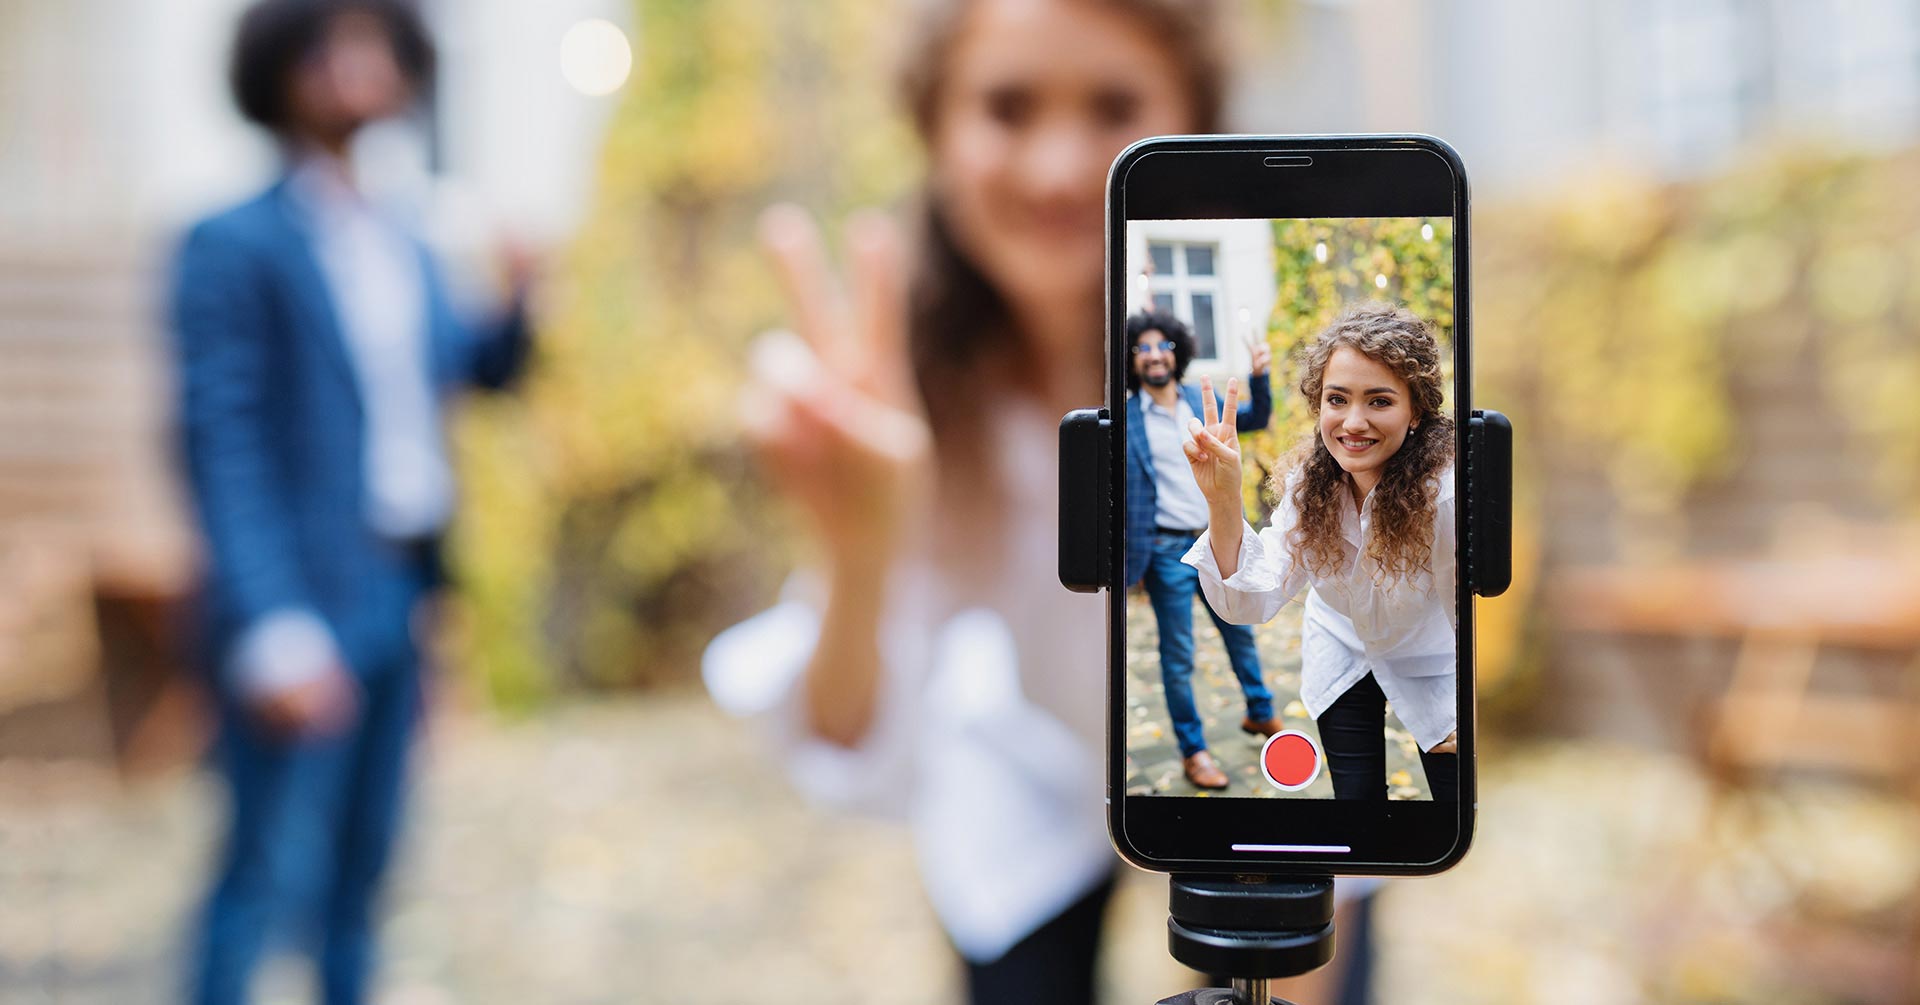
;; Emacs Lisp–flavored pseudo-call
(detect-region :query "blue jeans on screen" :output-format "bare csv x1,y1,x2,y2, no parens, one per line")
1144,529,1273,758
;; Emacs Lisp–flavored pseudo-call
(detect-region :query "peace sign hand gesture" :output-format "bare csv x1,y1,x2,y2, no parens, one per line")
745,205,931,572
1181,375,1243,513
1244,333,1271,377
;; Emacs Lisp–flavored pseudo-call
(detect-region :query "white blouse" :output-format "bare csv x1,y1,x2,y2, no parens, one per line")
701,398,1113,963
1182,466,1458,752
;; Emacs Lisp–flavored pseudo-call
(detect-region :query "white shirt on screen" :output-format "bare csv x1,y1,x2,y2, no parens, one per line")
1183,464,1458,751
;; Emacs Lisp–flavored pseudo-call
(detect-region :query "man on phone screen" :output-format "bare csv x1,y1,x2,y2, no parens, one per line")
1123,311,1277,790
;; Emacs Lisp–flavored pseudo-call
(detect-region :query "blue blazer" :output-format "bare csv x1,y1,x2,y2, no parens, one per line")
1122,373,1272,588
170,179,529,692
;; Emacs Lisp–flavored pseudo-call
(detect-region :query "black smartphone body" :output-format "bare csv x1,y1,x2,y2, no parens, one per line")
1106,135,1473,875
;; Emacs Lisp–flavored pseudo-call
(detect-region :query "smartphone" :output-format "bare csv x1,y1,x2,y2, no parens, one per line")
1105,135,1473,874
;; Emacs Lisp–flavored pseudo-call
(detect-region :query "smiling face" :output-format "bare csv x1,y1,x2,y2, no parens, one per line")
1132,329,1176,386
928,0,1192,343
1317,347,1420,494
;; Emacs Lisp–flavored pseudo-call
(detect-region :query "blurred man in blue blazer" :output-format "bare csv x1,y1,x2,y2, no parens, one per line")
170,2,530,1001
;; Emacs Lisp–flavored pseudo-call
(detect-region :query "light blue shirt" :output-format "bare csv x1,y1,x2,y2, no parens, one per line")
1137,390,1211,530
288,158,451,539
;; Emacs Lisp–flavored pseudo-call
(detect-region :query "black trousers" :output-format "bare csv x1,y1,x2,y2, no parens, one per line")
1317,672,1458,801
964,872,1116,1005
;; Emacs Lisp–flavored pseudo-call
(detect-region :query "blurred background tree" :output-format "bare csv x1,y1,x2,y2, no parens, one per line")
1481,151,1920,524
1469,149,1920,727
1240,217,1454,524
447,0,919,708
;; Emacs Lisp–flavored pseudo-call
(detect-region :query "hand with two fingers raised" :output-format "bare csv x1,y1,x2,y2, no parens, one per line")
1247,336,1272,377
1181,375,1245,514
745,205,932,575
1182,375,1249,577
742,204,934,748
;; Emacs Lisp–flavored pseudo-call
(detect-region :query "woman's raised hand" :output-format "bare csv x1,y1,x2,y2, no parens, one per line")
1182,375,1243,513
745,205,932,571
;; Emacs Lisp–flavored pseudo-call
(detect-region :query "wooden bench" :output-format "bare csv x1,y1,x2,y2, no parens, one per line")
1548,531,1920,1000
1549,550,1920,795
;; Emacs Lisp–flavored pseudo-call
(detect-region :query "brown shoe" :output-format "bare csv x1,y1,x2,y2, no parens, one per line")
1241,716,1283,739
1183,751,1229,790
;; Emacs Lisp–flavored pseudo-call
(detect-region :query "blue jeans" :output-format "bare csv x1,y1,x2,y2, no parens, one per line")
1144,530,1273,758
192,655,420,1005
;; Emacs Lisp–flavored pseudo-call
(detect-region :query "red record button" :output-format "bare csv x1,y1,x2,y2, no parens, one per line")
1260,730,1322,792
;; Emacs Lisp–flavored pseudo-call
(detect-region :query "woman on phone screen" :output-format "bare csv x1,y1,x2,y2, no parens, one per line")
702,1,1227,1002
1182,302,1462,803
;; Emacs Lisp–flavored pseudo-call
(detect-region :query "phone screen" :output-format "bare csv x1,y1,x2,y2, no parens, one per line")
1108,139,1470,871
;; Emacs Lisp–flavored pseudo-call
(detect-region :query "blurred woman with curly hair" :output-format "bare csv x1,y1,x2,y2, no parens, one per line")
704,1,1232,1001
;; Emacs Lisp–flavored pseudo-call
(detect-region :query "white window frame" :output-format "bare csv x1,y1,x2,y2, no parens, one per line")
1145,239,1225,361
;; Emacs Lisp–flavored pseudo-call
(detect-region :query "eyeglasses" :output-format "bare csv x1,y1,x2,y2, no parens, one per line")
1131,341,1177,355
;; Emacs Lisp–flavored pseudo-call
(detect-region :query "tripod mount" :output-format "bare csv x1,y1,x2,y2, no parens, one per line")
1156,874,1335,1005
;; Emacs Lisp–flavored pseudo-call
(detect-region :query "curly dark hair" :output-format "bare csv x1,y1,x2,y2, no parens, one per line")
229,0,435,134
1123,310,1196,392
1271,302,1454,584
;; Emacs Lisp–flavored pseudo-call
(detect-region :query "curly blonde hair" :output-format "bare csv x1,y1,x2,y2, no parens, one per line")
1269,302,1454,584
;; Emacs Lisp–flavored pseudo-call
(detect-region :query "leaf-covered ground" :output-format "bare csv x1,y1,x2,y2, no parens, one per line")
3,695,1914,1003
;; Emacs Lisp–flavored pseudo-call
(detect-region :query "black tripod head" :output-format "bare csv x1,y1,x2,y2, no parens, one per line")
1157,875,1335,1004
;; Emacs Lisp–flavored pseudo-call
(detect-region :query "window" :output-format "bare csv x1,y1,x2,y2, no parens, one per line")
1773,0,1920,142
1144,239,1223,359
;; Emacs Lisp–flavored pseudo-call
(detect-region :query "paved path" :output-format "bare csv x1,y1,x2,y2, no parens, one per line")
2,694,1915,1003
0,696,1186,1004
